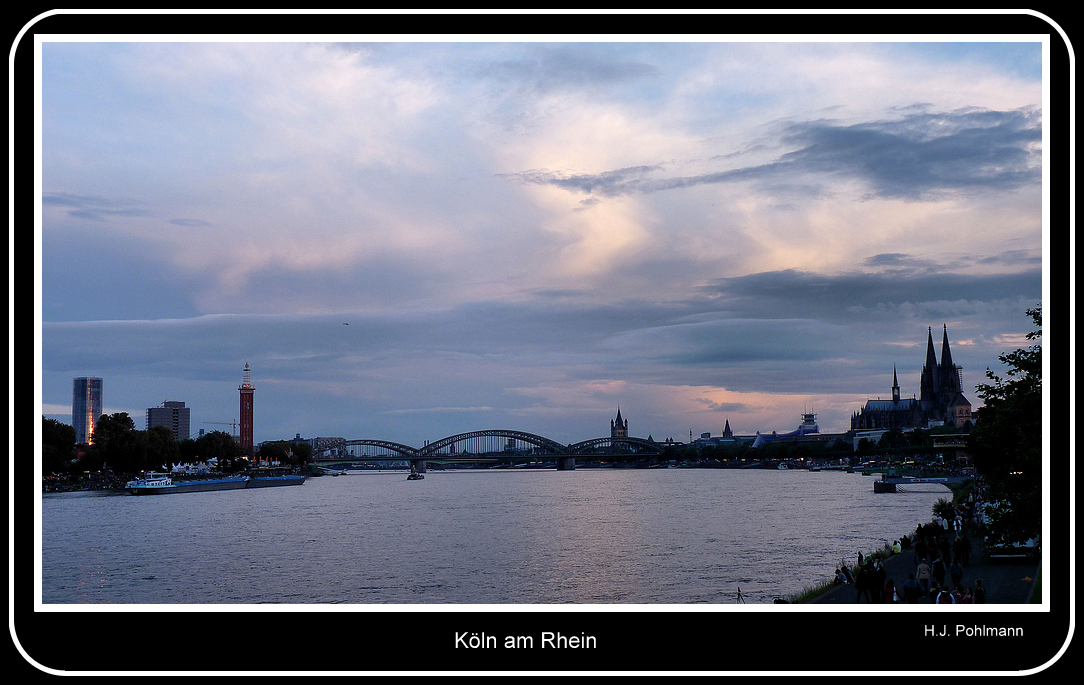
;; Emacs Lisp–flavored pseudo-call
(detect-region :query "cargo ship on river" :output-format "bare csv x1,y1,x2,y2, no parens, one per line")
246,473,306,487
125,473,251,495
125,471,306,495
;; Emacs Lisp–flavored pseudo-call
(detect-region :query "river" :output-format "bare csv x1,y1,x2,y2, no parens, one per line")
39,467,949,605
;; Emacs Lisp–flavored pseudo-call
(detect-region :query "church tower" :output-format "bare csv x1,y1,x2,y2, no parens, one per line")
891,364,901,402
920,326,938,409
939,324,961,397
610,408,628,439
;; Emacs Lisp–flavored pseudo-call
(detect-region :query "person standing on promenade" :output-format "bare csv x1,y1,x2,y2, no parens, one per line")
884,578,901,603
950,557,964,591
855,563,871,603
939,536,952,566
903,573,923,603
871,559,886,603
974,579,986,604
916,559,932,598
931,553,947,589
957,535,972,566
914,536,928,569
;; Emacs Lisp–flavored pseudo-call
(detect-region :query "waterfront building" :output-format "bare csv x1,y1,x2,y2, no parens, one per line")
851,325,973,431
239,363,254,457
751,412,822,448
309,436,346,457
146,401,191,441
72,377,103,445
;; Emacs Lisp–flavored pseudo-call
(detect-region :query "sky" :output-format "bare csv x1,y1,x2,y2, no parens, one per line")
34,29,1049,449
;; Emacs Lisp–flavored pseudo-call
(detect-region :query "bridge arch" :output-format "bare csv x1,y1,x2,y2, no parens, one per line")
419,429,569,456
568,436,663,455
336,439,421,458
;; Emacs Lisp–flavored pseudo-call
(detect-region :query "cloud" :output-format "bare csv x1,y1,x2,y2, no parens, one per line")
503,106,1041,202
42,193,152,221
473,44,662,95
168,218,212,227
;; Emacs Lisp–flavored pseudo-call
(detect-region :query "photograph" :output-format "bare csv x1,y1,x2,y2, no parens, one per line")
18,9,1070,676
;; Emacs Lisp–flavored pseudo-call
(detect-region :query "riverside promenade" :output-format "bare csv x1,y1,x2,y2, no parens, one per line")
808,531,1040,604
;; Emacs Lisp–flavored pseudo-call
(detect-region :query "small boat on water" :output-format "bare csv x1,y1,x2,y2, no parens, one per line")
125,472,250,495
777,463,789,470
407,466,425,480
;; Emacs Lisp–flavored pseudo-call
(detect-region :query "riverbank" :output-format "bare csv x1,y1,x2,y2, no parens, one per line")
803,530,1039,604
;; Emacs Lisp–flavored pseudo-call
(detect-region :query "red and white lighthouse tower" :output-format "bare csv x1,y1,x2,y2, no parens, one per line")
239,362,255,457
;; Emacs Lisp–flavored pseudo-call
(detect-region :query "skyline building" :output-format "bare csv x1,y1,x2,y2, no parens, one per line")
72,377,103,445
850,325,973,431
239,363,254,456
610,407,628,440
146,400,191,442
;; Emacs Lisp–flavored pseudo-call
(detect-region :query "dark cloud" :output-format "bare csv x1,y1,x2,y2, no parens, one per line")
506,106,1041,201
976,250,1044,267
776,106,1041,199
696,266,1041,322
693,398,749,413
502,164,664,195
477,45,661,95
40,263,1043,442
168,218,211,227
43,192,152,221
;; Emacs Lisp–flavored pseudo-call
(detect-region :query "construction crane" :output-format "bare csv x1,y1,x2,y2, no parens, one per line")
203,420,238,436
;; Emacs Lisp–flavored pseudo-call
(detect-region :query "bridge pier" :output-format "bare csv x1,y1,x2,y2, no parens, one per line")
556,456,576,471
411,459,426,474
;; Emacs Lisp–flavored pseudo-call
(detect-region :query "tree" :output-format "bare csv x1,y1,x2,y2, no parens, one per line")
144,426,180,470
967,305,1042,547
292,441,313,465
88,413,138,473
197,431,245,471
178,438,201,465
42,417,76,474
258,441,292,465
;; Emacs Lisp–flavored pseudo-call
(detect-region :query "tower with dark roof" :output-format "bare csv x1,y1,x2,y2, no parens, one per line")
610,408,628,439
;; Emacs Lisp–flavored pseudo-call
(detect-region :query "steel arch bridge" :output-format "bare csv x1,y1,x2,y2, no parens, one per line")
419,429,569,456
336,438,421,458
314,429,666,472
568,436,663,454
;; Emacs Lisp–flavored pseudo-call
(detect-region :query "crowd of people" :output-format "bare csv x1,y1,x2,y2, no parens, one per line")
832,490,988,604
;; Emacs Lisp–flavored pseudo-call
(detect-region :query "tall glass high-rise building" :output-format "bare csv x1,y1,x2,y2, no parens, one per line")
72,377,103,445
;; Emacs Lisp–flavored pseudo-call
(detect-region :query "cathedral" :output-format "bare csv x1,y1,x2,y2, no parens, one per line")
851,325,973,431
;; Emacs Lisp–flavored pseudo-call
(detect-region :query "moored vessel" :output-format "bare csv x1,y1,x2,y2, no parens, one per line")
125,473,251,495
246,474,307,487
